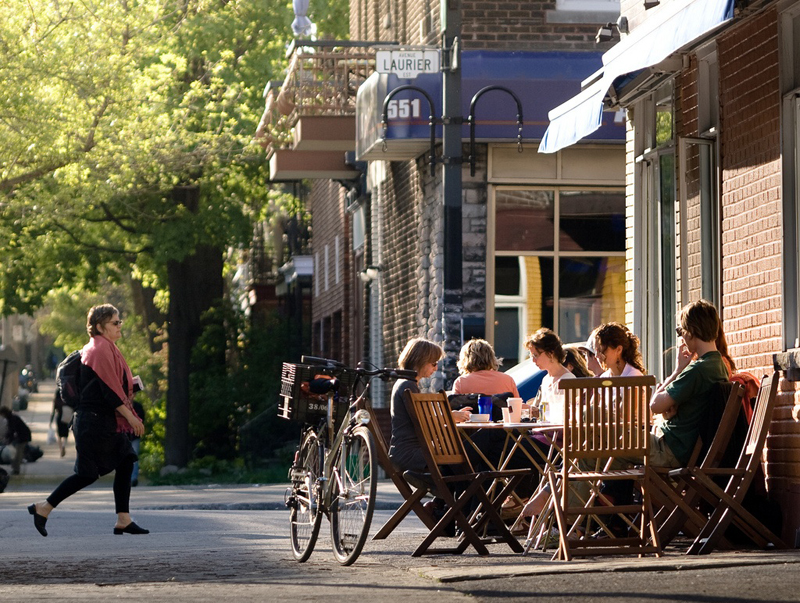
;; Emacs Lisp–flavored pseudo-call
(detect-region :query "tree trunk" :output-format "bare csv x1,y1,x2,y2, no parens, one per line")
164,243,224,467
163,186,224,467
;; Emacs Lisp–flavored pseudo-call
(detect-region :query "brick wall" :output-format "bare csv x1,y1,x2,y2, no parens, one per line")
717,6,800,536
309,180,353,366
378,160,422,368
351,0,609,50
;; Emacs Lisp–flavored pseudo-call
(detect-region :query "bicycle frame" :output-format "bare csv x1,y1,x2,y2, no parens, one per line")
315,374,373,514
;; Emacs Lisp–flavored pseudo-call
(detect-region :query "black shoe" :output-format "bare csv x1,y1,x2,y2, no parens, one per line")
403,470,435,492
113,521,150,535
27,504,48,537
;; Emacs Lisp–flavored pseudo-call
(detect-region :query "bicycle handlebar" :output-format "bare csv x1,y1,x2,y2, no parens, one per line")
301,355,347,368
298,356,416,382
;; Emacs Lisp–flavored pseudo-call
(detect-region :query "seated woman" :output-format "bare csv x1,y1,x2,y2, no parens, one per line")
451,339,538,508
528,328,576,423
388,338,471,531
453,338,520,397
388,337,470,474
563,345,594,378
594,322,646,378
593,322,647,511
519,328,578,521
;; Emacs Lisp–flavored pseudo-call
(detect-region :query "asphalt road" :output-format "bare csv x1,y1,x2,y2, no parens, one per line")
1,505,799,603
2,383,799,601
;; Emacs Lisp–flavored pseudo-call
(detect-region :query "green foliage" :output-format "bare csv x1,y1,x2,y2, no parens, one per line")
189,300,306,464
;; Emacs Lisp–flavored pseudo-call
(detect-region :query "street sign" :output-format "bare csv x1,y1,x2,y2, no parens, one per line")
375,48,440,78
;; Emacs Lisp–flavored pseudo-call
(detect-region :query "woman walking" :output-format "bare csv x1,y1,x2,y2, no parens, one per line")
28,304,148,537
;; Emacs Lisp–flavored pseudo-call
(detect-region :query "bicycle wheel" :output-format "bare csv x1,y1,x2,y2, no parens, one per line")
288,429,323,562
329,425,377,565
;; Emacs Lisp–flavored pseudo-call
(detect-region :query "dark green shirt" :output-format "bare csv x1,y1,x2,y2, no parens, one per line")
662,350,729,465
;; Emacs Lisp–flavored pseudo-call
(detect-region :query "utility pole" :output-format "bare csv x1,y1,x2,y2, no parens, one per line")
441,0,462,363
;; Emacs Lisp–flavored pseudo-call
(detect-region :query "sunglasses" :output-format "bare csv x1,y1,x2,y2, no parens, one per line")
109,320,123,326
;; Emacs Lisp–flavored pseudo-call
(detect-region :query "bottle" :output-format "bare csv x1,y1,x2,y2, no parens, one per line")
539,398,548,423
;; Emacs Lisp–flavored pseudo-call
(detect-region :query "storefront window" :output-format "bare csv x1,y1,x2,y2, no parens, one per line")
493,187,625,363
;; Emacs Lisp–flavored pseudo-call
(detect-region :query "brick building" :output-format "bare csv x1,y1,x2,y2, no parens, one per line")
541,0,800,542
350,0,629,401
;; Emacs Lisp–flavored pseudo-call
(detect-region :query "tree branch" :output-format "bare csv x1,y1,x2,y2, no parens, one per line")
51,219,153,256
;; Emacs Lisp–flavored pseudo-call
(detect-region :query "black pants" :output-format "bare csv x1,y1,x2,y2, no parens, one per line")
47,458,135,514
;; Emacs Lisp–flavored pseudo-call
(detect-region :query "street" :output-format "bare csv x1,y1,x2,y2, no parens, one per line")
1,384,799,602
1,501,799,602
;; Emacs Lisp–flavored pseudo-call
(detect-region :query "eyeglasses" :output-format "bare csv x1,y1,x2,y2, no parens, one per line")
110,320,123,326
675,326,684,337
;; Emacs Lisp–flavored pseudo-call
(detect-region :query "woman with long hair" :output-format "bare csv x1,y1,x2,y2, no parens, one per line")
593,322,646,377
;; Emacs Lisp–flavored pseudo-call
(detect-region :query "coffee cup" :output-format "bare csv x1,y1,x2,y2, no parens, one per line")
508,397,523,423
501,408,512,424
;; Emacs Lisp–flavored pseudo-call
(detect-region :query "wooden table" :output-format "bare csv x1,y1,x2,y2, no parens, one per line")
456,421,569,553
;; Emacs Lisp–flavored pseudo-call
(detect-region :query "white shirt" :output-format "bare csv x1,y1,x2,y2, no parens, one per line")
537,371,576,423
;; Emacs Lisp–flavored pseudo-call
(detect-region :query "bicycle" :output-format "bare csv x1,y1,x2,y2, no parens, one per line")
280,355,416,565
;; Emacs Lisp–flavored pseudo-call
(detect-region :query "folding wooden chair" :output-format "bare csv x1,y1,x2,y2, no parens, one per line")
362,402,438,540
649,381,745,548
551,376,662,560
403,391,530,556
680,372,787,554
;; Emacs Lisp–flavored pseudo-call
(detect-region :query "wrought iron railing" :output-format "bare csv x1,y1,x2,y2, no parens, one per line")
256,40,388,153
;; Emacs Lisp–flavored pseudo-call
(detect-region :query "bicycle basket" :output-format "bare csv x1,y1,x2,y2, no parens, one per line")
278,363,357,429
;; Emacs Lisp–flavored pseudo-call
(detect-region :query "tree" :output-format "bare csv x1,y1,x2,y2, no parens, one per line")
0,0,346,466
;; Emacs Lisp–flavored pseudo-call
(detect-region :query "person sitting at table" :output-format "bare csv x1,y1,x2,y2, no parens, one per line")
516,328,579,523
453,338,520,398
594,322,646,378
649,299,729,468
389,337,471,533
577,327,605,376
592,322,647,513
563,345,594,378
450,339,540,514
528,328,576,422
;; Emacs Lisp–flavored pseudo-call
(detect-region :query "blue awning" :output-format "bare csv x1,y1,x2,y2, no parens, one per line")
356,51,625,161
539,0,735,154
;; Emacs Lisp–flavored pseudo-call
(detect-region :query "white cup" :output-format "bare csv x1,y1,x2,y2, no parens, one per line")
507,397,523,423
501,407,512,424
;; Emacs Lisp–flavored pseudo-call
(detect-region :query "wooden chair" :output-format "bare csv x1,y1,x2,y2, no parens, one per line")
403,391,530,556
649,381,745,548
361,403,439,540
551,376,662,561
679,372,787,554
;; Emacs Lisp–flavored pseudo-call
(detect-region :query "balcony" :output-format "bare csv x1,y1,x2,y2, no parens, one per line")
255,40,387,181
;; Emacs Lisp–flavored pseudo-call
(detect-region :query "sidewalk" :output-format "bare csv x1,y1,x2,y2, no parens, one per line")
3,380,798,583
1,380,408,511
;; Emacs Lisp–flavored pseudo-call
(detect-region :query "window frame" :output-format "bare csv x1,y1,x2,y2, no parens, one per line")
634,82,677,381
780,4,800,349
488,184,626,362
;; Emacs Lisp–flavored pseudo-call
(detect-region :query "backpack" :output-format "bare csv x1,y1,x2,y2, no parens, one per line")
56,350,82,409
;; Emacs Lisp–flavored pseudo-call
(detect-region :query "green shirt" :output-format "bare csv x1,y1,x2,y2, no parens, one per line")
662,350,729,465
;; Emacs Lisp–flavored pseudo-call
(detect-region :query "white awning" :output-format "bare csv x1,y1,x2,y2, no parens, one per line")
539,0,735,153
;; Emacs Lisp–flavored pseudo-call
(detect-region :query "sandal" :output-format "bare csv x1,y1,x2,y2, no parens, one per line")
500,496,526,519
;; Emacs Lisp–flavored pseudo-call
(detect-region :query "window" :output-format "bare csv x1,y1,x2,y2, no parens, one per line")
491,186,626,365
780,6,800,349
635,83,676,379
